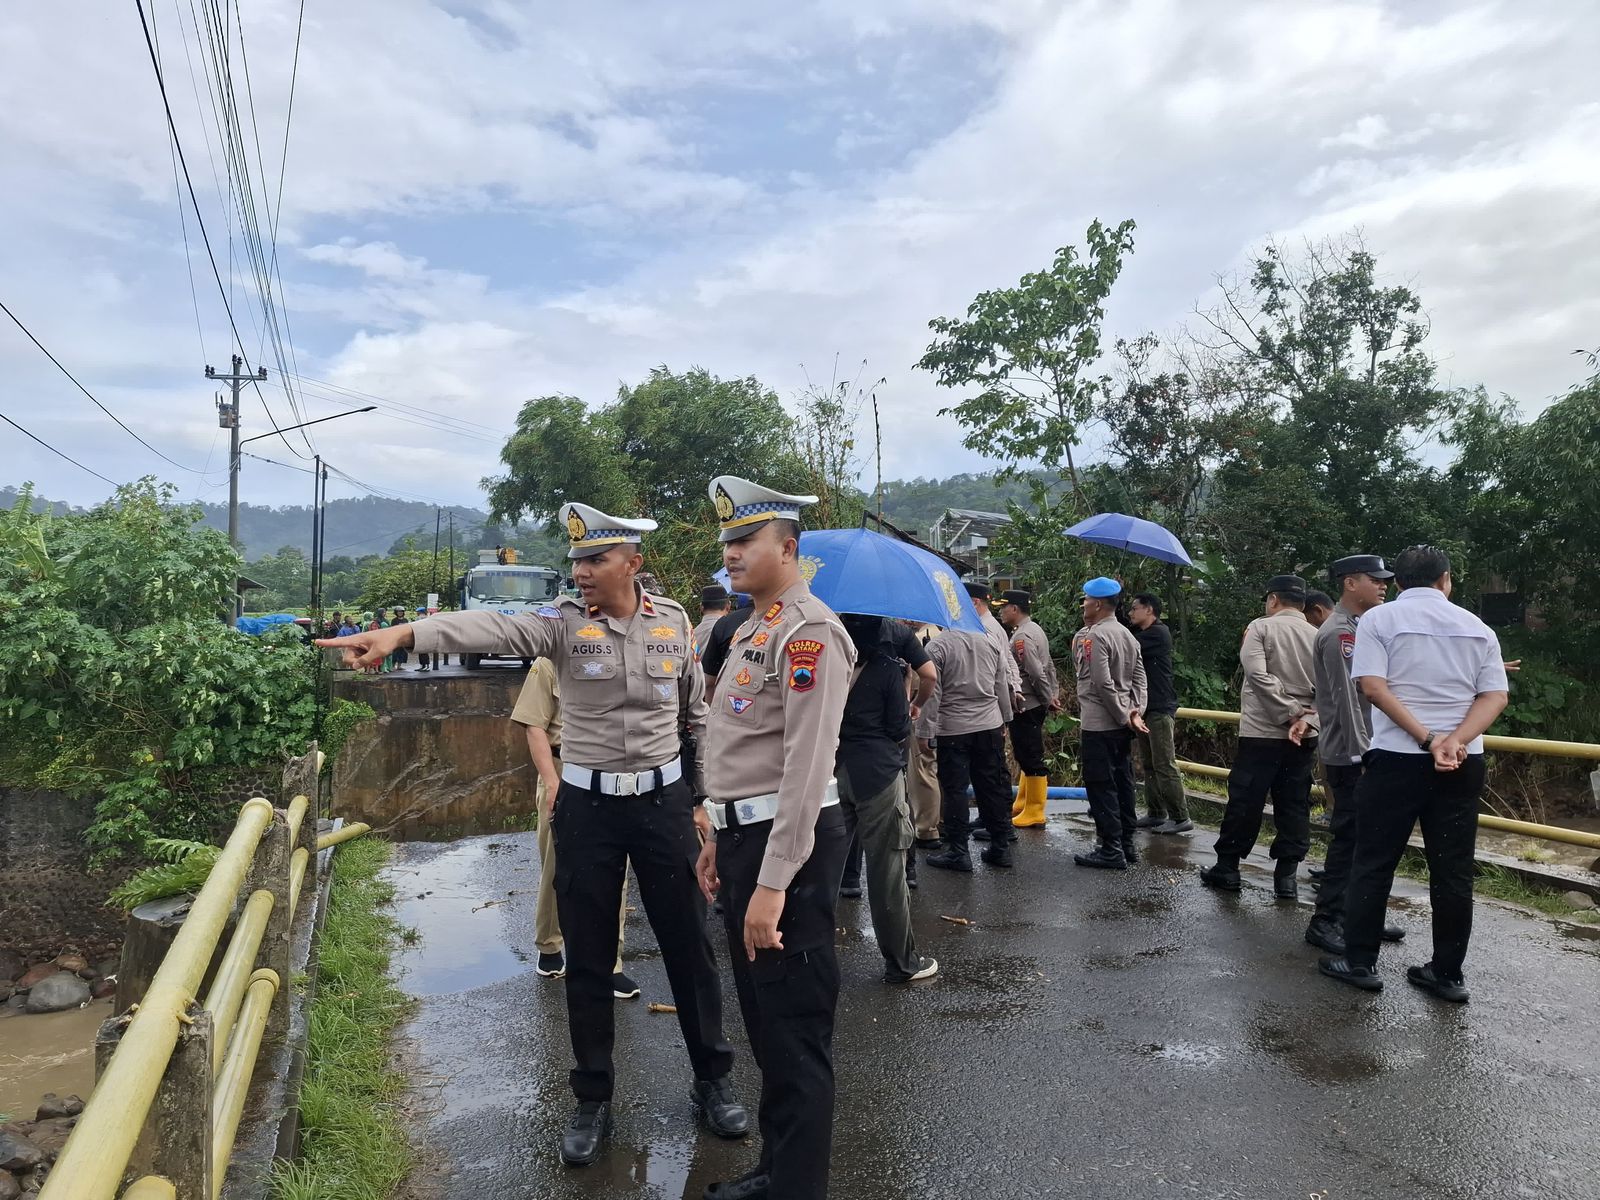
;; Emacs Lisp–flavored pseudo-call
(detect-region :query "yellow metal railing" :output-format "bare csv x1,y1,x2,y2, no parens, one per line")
1175,707,1600,850
41,749,371,1200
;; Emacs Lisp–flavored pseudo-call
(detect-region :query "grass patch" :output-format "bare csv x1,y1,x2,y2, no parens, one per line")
273,836,413,1200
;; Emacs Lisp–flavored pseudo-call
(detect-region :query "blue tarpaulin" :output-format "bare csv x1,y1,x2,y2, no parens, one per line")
235,613,300,636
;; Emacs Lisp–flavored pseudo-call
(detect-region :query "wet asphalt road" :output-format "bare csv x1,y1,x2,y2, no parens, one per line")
385,808,1600,1200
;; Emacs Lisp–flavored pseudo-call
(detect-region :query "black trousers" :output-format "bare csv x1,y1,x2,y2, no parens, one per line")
551,777,734,1101
1081,728,1136,848
1312,762,1363,922
1009,706,1049,776
1214,736,1317,864
717,804,849,1200
1343,751,1484,977
935,727,1014,847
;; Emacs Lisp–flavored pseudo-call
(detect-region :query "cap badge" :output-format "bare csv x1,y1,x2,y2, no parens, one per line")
714,485,735,522
566,511,588,541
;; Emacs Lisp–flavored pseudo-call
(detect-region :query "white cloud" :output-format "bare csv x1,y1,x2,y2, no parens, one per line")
5,0,1599,517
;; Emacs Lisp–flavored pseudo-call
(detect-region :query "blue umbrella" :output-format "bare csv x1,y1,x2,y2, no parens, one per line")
793,528,987,632
1063,512,1192,566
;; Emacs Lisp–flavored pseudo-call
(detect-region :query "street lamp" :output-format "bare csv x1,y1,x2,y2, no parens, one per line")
229,405,376,620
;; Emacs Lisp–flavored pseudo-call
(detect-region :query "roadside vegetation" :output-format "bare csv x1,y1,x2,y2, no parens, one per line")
274,836,413,1200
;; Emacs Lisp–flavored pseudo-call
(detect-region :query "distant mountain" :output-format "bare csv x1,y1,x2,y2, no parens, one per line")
876,471,1050,536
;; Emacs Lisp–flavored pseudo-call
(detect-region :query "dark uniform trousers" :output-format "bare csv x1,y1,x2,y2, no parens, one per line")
1214,736,1317,864
551,776,734,1101
1343,751,1484,977
935,727,1014,846
1081,728,1136,848
1312,762,1363,923
1009,706,1049,776
717,804,849,1200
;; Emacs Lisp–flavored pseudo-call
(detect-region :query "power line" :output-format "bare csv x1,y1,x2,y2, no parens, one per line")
290,378,503,445
136,0,306,460
293,373,506,435
0,297,206,474
0,410,122,488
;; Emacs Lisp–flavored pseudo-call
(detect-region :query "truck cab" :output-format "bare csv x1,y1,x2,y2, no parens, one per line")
458,550,562,668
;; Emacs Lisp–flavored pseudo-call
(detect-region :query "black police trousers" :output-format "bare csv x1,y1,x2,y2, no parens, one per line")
1312,762,1363,922
935,726,1014,847
551,776,734,1102
1343,751,1484,977
1214,736,1317,864
716,803,848,1200
1081,727,1136,848
1009,705,1049,776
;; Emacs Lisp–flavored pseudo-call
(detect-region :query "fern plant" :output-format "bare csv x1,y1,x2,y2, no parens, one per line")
108,837,221,911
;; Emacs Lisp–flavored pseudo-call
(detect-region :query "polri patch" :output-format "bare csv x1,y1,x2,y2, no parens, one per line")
729,696,754,715
734,667,753,687
1339,632,1356,660
1013,638,1027,661
536,605,562,620
583,662,605,678
787,638,824,691
661,658,675,675
656,682,674,698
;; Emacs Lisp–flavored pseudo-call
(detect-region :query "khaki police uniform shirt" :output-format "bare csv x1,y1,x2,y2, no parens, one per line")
980,608,1022,723
1072,616,1148,732
509,658,563,747
1239,609,1319,740
704,580,853,892
693,613,723,661
1312,603,1371,765
411,588,706,774
1010,616,1059,713
915,628,1007,739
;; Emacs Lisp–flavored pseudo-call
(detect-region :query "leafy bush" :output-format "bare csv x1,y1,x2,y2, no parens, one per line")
320,699,377,768
0,480,318,859
107,837,221,911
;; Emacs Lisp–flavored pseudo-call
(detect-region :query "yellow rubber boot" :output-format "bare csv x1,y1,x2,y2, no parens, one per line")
1011,776,1026,818
1014,775,1048,828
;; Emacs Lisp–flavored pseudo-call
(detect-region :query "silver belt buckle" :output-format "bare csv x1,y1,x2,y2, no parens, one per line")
614,772,639,797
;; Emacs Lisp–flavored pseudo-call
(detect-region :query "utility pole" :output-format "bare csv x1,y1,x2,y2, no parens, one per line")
448,511,455,607
310,454,322,621
208,354,267,620
432,508,442,599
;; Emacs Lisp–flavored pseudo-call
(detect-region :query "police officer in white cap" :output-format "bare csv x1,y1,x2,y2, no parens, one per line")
318,502,747,1167
695,475,854,1200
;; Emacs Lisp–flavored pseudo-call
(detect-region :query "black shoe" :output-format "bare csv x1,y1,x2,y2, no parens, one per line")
1073,846,1127,870
692,1077,750,1138
1406,963,1468,1003
1381,924,1406,942
1304,917,1346,955
536,951,566,978
560,1100,612,1166
611,972,641,1000
904,857,918,889
925,847,974,873
1121,842,1139,865
704,1169,771,1200
1134,815,1165,828
913,836,944,850
980,844,1014,868
1199,863,1241,891
839,882,862,898
1308,865,1325,880
1318,956,1383,992
1273,862,1299,900
972,826,990,842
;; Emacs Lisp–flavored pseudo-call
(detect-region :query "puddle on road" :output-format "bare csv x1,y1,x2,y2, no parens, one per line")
389,838,533,997
0,1000,112,1119
1135,1040,1226,1068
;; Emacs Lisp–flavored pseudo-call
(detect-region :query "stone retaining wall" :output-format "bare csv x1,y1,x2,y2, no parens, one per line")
330,670,536,836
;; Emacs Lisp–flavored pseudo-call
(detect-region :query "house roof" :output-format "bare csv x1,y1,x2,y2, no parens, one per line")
941,507,1012,524
864,511,974,572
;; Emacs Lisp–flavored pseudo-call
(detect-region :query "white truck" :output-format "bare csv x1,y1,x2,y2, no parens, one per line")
458,549,563,669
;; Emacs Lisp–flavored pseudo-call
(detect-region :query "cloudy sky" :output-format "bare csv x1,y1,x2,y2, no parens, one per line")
3,0,1596,515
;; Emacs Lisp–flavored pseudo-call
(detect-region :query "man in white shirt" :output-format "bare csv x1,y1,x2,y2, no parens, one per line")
1318,546,1509,1003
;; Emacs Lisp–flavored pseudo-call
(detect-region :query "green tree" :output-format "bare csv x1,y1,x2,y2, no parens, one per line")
917,218,1137,508
356,547,455,614
0,479,317,857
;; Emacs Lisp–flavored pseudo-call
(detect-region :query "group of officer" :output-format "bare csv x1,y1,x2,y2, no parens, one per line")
321,474,849,1200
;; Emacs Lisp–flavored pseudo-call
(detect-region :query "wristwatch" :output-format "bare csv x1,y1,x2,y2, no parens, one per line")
1418,730,1436,751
